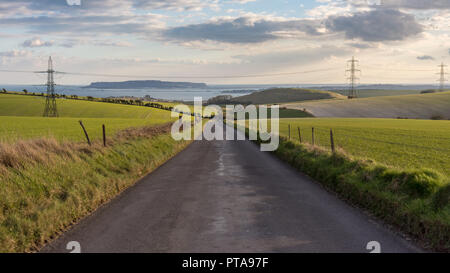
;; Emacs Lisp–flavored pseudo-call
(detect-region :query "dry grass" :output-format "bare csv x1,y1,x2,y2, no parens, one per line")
0,122,190,252
115,122,172,140
0,123,173,173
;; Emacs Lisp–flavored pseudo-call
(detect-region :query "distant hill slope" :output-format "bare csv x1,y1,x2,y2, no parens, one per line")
232,88,346,104
0,94,170,120
283,91,450,119
85,80,207,89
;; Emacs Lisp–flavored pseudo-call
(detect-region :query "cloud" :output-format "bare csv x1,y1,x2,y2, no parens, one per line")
162,16,321,44
92,40,133,47
22,37,54,47
0,15,163,36
132,0,219,11
377,0,450,10
326,8,423,42
0,49,31,57
417,55,435,60
58,39,133,48
0,0,219,14
346,42,374,49
233,45,350,67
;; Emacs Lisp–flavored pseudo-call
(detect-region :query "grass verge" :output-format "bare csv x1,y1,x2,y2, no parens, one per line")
242,127,449,252
0,123,190,252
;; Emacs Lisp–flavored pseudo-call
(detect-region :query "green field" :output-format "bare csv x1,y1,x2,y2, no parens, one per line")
278,118,450,177
0,93,176,142
232,88,346,104
0,116,170,142
0,93,171,119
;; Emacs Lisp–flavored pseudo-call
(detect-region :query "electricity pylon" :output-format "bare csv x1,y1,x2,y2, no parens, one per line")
346,56,360,99
437,62,448,92
37,57,58,117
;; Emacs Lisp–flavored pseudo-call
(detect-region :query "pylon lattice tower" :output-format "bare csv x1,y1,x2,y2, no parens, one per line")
346,56,360,99
437,62,448,92
42,56,58,117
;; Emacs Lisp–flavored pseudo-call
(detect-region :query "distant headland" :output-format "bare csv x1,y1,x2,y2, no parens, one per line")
84,80,207,89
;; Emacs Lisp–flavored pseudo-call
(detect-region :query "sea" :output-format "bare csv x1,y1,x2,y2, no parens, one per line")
0,84,344,102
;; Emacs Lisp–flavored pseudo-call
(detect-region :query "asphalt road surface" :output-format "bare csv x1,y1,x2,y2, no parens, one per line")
43,125,421,253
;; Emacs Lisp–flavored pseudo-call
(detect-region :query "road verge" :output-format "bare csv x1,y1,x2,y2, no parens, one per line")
0,123,191,252
242,127,449,252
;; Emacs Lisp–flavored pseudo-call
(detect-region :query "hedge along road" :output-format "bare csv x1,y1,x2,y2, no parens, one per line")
42,124,421,253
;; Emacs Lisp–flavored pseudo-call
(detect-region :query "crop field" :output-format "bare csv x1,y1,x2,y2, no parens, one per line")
278,118,450,177
0,93,171,119
283,91,450,119
0,93,177,142
0,116,171,142
332,89,422,98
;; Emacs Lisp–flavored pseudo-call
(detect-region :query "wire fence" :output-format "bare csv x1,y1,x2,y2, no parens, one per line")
281,124,450,154
280,123,450,175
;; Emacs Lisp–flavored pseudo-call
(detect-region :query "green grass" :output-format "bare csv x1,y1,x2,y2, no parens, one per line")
0,130,190,252
0,93,195,252
0,116,172,142
0,93,178,142
233,107,313,119
0,93,170,119
278,118,450,177
232,88,346,104
238,125,450,250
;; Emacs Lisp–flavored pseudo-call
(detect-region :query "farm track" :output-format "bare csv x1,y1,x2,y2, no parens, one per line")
42,124,421,253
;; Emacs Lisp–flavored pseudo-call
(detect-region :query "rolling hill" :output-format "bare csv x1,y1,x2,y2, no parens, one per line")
0,93,176,142
232,88,346,105
283,91,450,119
0,93,169,119
278,118,450,177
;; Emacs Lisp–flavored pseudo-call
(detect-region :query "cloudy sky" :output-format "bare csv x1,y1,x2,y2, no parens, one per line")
0,0,449,85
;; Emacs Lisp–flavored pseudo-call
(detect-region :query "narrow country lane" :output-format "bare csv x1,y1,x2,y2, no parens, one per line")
42,125,421,253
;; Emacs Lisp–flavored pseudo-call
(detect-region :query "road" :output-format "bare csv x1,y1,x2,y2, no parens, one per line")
42,125,421,253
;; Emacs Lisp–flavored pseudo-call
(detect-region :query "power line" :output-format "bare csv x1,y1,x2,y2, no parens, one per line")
57,68,340,79
346,56,360,99
361,66,435,72
0,68,340,79
437,62,448,92
35,57,58,117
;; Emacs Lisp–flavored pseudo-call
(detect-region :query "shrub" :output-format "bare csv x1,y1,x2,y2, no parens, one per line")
380,169,442,198
431,115,445,120
432,184,450,211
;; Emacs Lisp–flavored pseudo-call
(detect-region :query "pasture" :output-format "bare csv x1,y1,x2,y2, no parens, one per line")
278,118,450,177
0,93,176,142
0,93,171,119
0,116,171,142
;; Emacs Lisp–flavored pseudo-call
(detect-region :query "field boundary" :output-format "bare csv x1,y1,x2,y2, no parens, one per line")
0,124,192,252
239,126,449,252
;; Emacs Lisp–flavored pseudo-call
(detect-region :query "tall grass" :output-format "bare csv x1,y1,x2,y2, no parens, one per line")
242,124,450,251
0,123,190,252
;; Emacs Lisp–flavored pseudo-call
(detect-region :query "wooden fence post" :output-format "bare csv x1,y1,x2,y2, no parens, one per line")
288,124,291,140
102,124,106,147
312,127,315,146
330,129,335,153
298,127,302,143
79,120,91,146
